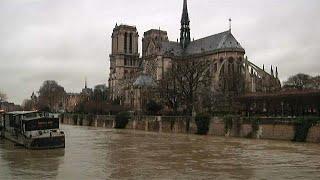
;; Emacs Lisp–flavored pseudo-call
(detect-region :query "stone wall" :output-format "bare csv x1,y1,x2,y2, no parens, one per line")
60,114,320,143
259,124,295,141
306,125,320,143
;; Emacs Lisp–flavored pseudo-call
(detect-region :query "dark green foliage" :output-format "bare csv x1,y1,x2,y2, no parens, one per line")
195,113,210,135
293,118,318,142
73,114,78,125
115,111,130,129
87,114,95,126
39,106,51,112
79,114,84,126
60,114,64,124
224,115,234,133
146,100,163,115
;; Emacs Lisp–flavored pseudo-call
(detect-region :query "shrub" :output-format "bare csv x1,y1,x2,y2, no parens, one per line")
293,118,317,142
115,111,130,129
79,114,84,126
87,113,95,126
73,114,78,125
146,100,163,115
195,113,210,135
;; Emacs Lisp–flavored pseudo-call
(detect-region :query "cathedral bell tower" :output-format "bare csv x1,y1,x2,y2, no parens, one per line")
180,0,191,49
109,24,140,101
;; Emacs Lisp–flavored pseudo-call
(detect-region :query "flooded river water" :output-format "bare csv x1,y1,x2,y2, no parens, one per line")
1,125,320,179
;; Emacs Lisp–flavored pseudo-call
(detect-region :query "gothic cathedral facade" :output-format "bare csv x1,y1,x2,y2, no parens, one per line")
108,0,281,112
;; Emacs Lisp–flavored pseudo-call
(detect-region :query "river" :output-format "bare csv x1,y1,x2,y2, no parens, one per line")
0,125,320,179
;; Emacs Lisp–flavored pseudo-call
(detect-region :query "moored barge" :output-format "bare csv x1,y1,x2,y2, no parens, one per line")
1,111,65,149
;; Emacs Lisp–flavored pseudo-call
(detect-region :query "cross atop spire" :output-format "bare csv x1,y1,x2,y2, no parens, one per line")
180,0,191,49
229,18,232,32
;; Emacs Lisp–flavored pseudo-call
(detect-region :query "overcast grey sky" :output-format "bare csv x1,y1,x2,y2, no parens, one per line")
0,0,319,104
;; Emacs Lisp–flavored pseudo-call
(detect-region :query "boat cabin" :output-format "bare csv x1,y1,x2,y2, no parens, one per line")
3,111,60,133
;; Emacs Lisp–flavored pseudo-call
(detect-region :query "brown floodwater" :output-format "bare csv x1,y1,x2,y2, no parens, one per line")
1,125,320,180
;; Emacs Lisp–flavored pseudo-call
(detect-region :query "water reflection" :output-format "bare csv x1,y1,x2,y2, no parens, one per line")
1,125,320,180
0,139,64,179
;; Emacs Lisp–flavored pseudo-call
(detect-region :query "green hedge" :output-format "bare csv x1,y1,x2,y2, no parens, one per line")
195,113,211,135
114,111,130,129
293,118,319,142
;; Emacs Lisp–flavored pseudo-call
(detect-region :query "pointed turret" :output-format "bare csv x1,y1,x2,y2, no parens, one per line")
180,0,191,49
276,67,278,78
271,66,274,76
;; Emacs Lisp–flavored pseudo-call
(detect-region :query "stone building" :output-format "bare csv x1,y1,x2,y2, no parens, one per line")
0,101,21,112
108,0,281,112
108,25,141,103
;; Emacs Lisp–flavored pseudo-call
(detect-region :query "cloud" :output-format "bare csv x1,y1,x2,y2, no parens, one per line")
0,0,319,104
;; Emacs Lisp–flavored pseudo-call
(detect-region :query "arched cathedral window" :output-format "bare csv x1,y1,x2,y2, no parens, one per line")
129,33,133,53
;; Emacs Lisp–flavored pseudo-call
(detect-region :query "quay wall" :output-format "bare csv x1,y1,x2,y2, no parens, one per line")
60,114,320,143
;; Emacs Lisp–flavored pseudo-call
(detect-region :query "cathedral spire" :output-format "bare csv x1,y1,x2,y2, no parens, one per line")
180,0,191,49
85,77,87,89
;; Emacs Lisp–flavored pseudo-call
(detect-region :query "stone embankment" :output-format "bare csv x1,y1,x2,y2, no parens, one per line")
61,114,320,143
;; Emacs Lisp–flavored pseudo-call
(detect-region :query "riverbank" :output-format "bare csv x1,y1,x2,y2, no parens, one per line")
60,114,320,143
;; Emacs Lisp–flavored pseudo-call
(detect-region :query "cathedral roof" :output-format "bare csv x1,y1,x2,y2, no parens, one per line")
185,31,245,55
160,31,244,57
161,41,183,56
133,74,156,87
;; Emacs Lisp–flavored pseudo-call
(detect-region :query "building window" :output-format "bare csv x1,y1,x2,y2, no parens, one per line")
124,32,128,53
129,33,133,53
116,37,118,51
124,57,128,66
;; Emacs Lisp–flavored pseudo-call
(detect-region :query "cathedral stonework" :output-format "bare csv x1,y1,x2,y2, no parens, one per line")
109,25,140,102
108,0,281,112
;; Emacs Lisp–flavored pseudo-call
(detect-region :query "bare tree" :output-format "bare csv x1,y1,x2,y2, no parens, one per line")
309,76,320,89
37,80,66,112
22,99,34,111
158,69,179,115
283,73,312,89
283,73,320,90
0,91,7,102
159,58,212,115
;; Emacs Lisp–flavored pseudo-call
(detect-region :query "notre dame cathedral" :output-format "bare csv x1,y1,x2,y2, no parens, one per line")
108,0,281,113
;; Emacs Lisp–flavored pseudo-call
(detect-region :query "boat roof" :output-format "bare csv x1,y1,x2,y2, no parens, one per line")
23,116,56,121
5,111,39,115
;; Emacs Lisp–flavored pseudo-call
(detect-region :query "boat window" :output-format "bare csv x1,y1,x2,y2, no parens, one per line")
25,113,39,118
24,118,59,131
